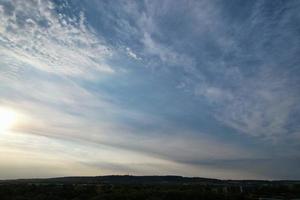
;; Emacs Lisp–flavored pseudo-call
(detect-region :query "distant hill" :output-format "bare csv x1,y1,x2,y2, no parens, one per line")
0,175,218,185
1,175,299,185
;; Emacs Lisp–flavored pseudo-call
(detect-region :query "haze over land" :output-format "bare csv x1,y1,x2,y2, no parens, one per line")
0,0,300,180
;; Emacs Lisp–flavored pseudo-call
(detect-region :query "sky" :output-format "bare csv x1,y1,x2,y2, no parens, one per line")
0,0,300,180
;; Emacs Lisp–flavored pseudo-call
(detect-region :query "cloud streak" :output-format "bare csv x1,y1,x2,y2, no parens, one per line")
0,0,299,179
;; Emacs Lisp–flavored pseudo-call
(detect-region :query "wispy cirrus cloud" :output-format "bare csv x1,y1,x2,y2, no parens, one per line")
0,0,114,78
1,0,300,180
214,70,300,141
131,0,300,142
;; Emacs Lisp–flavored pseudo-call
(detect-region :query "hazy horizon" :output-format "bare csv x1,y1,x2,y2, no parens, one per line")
0,0,300,180
3,175,300,182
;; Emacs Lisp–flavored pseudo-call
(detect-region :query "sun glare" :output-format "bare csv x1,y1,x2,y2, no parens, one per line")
0,107,17,133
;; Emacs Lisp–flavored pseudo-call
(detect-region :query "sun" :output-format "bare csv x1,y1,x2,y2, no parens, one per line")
0,107,17,133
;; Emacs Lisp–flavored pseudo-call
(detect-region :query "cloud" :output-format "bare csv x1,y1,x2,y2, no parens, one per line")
217,72,299,141
187,157,300,180
0,0,299,179
0,0,114,78
192,64,300,142
194,85,233,103
0,69,263,179
126,47,141,60
164,0,300,142
0,130,262,179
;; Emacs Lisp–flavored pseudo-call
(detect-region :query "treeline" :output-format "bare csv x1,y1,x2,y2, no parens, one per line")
0,182,299,200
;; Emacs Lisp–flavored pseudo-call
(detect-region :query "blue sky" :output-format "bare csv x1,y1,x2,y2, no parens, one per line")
0,0,300,180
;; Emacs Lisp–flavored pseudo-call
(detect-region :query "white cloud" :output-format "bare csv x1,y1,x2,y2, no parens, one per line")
141,32,195,68
126,47,141,60
213,70,299,141
195,85,233,103
0,0,299,179
123,1,197,69
0,124,260,179
0,0,114,78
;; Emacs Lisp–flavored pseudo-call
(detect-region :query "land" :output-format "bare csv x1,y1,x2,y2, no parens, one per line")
0,175,299,200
